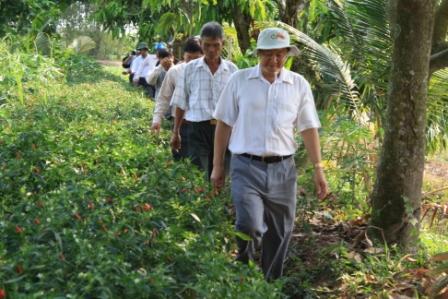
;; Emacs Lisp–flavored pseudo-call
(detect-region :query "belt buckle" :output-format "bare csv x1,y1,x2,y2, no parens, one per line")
260,155,270,163
210,119,217,125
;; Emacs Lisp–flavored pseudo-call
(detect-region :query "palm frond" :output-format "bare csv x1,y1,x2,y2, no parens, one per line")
322,0,392,125
68,35,96,53
326,0,363,51
346,0,391,64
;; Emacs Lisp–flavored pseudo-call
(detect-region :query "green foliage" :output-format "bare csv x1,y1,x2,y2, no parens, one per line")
0,38,64,105
295,110,376,221
0,47,281,298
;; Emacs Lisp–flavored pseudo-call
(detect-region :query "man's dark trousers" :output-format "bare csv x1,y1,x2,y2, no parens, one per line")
138,77,155,99
188,120,230,179
172,121,193,161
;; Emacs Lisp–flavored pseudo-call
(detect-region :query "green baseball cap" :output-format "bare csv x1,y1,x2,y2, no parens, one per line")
136,42,149,51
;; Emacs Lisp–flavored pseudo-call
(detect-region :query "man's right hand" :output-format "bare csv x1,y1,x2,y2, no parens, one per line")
170,133,181,151
210,165,225,194
161,57,173,71
151,122,161,133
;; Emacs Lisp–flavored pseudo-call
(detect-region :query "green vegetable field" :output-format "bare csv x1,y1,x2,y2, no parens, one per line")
0,52,283,298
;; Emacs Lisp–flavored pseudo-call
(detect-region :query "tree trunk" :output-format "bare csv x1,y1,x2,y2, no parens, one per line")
277,0,307,27
232,5,252,54
370,0,434,251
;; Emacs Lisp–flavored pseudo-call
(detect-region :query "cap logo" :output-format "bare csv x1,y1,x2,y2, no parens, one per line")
270,32,286,40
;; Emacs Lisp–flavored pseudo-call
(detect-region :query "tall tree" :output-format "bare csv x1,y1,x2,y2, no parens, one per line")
275,0,308,27
370,0,435,250
231,3,253,53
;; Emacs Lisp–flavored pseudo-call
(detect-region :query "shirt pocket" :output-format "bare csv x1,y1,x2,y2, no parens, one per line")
274,96,298,129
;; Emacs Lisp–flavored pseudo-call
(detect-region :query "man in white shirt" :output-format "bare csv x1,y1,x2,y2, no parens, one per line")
129,49,142,84
150,37,203,160
171,22,238,177
133,42,158,98
211,28,329,280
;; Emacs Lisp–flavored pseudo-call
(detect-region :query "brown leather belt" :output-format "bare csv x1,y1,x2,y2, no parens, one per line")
240,153,293,163
209,119,217,125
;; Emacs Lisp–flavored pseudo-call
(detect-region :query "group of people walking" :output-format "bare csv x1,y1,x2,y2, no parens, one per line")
122,41,176,99
127,22,329,280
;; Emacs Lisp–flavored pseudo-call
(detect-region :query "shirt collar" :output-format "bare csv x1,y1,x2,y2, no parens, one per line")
196,57,229,72
249,64,294,85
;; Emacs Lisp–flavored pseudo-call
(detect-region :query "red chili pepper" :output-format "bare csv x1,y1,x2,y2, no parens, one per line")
142,203,153,211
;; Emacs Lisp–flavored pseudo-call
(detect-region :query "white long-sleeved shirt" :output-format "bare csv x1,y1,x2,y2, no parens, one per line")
152,62,186,124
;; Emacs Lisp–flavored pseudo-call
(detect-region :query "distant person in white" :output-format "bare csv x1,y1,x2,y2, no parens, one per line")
133,42,158,98
129,48,142,83
211,27,329,280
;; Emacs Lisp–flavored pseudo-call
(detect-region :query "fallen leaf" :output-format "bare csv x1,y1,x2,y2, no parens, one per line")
432,252,448,262
190,213,201,223
363,247,384,254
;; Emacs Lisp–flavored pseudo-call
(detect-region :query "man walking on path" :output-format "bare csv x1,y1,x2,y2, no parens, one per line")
133,42,158,98
151,37,203,161
211,28,328,280
171,22,238,177
129,48,142,84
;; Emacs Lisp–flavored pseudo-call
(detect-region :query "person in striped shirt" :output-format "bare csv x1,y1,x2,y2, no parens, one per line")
170,22,238,178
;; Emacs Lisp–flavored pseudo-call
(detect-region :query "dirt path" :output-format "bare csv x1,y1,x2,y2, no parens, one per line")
97,60,122,67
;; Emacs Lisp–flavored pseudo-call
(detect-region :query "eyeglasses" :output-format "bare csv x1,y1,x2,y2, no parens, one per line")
259,52,288,61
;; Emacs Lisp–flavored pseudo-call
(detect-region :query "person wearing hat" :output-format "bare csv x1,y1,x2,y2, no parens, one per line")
170,22,238,177
133,42,157,98
211,27,329,280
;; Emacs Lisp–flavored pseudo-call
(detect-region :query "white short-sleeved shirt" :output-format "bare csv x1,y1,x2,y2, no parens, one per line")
171,57,238,122
152,62,186,124
213,65,321,156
